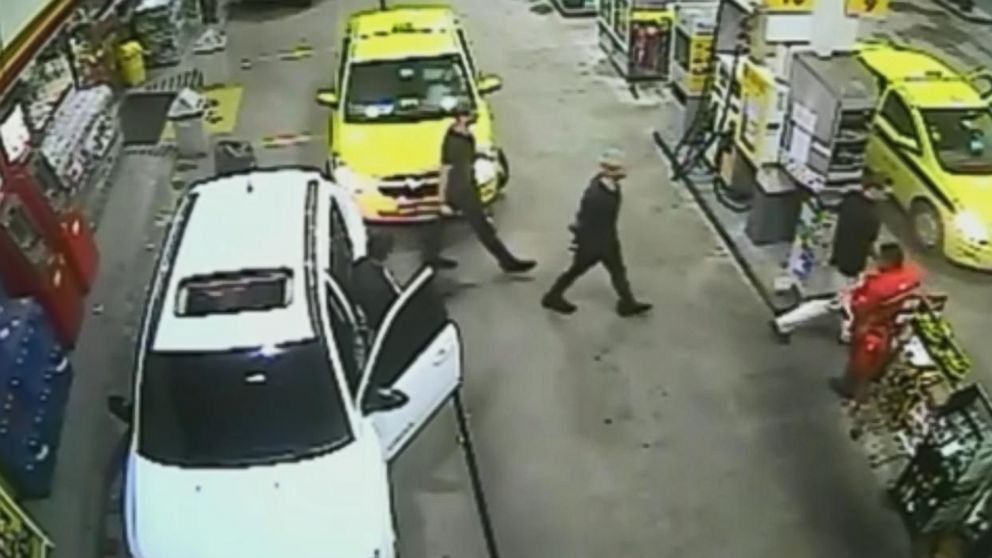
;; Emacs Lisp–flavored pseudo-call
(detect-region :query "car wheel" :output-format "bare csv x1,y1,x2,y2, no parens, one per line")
911,199,943,251
497,149,509,191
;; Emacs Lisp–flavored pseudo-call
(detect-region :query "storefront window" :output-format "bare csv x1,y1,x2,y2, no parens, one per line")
615,0,631,43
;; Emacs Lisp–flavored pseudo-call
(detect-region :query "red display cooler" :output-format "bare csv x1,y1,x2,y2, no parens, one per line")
0,181,85,348
3,161,100,293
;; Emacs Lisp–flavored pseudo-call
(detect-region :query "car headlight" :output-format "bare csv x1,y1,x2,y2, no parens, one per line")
954,210,988,243
333,164,377,195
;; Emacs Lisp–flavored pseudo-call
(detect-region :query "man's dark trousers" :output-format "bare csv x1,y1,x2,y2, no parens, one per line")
422,187,515,266
547,239,635,303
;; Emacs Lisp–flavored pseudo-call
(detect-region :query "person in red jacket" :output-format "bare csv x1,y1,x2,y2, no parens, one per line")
831,242,922,401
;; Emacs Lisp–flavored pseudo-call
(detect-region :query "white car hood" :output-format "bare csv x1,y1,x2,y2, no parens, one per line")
125,440,390,558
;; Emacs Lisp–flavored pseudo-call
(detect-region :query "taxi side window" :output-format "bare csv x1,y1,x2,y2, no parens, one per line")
881,93,918,142
329,201,353,287
456,30,478,78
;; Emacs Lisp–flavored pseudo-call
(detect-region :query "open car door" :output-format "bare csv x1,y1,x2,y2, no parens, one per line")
358,266,462,461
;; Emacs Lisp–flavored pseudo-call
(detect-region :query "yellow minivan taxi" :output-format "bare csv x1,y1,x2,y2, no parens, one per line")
316,5,508,223
858,44,992,270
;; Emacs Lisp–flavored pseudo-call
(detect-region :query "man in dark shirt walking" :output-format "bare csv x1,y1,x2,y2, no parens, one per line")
541,148,652,317
422,105,536,273
352,233,400,329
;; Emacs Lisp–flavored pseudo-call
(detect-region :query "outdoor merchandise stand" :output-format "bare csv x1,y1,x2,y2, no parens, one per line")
846,296,992,558
598,0,675,82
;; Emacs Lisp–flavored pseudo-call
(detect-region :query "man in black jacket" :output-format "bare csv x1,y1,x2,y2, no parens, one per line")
421,104,536,274
352,233,400,329
541,148,652,317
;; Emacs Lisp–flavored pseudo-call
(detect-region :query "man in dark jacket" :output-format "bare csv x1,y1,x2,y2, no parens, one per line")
541,148,652,317
831,182,885,280
421,104,536,274
352,233,400,329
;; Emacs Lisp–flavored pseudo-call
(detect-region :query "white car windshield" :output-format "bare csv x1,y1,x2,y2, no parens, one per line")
922,108,992,174
344,55,475,123
137,339,354,467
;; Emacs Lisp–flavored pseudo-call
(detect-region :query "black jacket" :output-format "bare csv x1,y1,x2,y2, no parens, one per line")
830,193,881,278
572,174,621,250
351,257,399,328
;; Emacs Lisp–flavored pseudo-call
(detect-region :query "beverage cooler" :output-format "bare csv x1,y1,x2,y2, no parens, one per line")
0,165,85,348
597,0,674,82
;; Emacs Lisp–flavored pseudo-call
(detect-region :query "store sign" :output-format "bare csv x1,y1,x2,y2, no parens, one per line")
764,0,816,12
845,0,890,16
741,63,770,98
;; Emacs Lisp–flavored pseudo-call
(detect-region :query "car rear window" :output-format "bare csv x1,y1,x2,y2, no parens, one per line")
137,339,354,467
176,268,293,317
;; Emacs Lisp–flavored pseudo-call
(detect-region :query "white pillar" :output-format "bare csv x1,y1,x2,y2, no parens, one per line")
810,0,861,55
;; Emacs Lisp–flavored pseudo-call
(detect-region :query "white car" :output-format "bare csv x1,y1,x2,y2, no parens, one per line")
109,168,463,558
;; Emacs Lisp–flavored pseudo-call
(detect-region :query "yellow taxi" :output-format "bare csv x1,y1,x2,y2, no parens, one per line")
858,43,992,269
315,5,508,223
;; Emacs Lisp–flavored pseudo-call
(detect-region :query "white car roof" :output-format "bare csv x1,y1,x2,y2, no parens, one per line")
152,169,328,352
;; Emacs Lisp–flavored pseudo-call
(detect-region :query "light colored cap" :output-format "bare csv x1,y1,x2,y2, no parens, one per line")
599,147,626,168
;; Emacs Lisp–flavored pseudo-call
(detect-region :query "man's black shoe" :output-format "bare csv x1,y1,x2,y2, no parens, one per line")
427,257,459,270
542,294,577,315
502,259,537,274
768,319,791,345
617,301,652,317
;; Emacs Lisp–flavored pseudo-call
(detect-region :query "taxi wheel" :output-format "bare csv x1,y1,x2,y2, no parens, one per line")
910,199,943,252
497,149,510,191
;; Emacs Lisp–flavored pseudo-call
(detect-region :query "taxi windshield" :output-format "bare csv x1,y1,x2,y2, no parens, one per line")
344,55,474,123
922,108,992,174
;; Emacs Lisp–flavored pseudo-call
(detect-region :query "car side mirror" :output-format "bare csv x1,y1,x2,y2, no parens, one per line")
477,74,503,95
316,89,339,109
107,395,133,425
363,387,410,414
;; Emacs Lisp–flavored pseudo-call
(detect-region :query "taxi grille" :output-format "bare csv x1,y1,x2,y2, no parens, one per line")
379,172,440,199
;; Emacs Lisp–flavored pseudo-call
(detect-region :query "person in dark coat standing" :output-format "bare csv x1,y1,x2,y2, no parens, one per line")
770,182,885,343
352,233,400,329
541,148,652,317
421,104,536,274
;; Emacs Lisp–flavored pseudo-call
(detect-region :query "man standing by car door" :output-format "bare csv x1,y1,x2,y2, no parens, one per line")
541,148,652,317
421,104,536,274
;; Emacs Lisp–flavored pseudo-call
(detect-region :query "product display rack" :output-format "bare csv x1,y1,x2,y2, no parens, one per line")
134,0,185,68
841,296,992,557
597,0,674,82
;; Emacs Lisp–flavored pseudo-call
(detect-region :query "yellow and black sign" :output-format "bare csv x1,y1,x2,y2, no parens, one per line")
740,61,771,98
763,0,816,12
845,0,890,16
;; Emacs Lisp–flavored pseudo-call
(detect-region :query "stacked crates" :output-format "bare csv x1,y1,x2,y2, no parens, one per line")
0,298,74,499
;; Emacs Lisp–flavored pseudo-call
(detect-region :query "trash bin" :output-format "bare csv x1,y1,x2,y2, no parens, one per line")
116,41,146,87
167,88,209,158
214,140,256,174
193,27,230,89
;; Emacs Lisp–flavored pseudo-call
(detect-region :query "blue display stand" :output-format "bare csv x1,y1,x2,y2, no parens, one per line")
0,299,74,499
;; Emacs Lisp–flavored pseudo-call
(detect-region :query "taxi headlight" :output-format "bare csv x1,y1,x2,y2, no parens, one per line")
953,210,988,243
474,157,498,185
333,164,376,195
